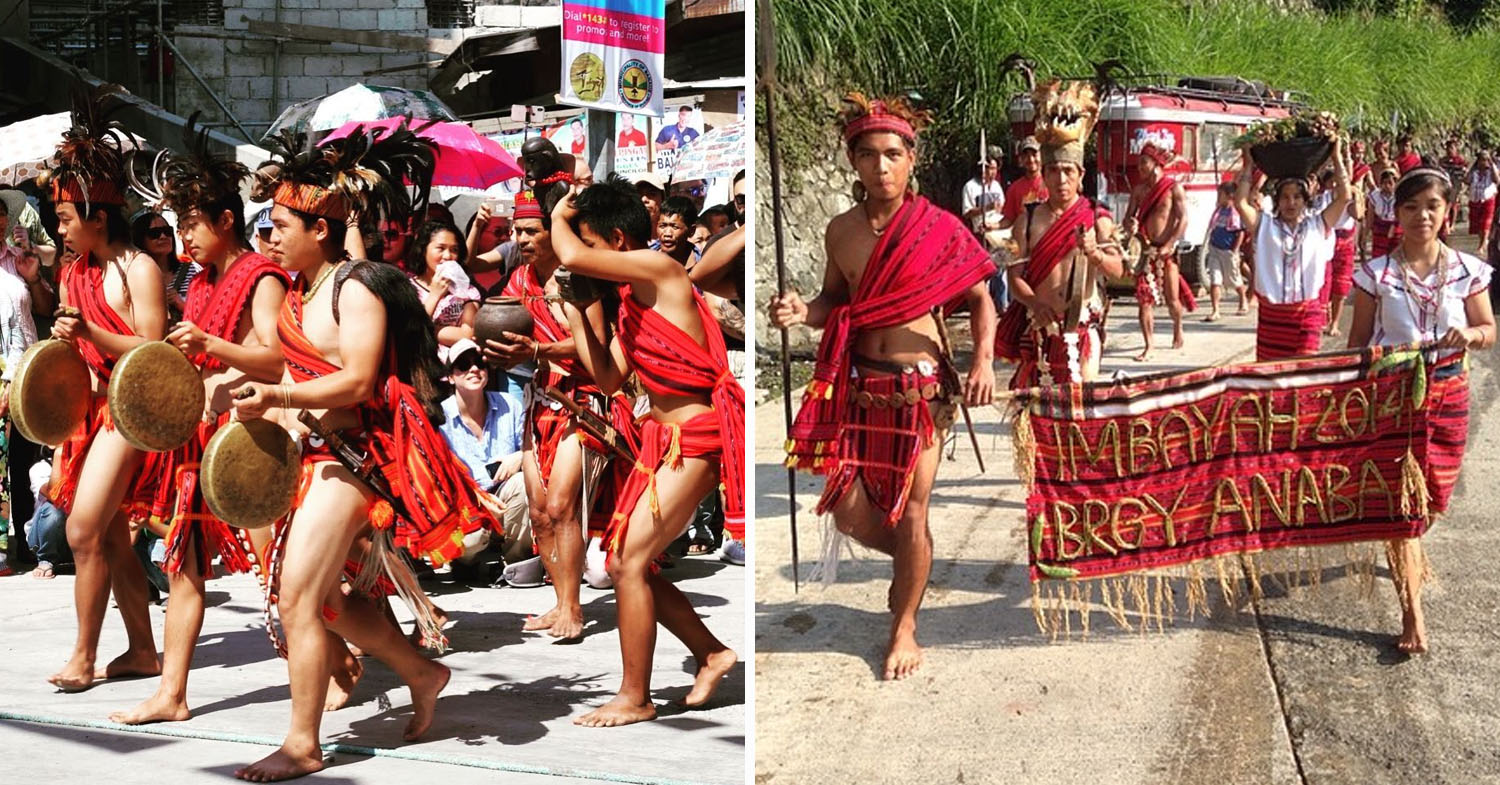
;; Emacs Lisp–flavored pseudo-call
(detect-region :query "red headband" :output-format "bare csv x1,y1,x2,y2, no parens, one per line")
51,176,125,207
513,189,543,220
272,181,347,220
1140,143,1172,167
843,101,917,145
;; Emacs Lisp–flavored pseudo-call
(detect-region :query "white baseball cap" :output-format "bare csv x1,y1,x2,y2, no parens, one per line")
442,338,482,368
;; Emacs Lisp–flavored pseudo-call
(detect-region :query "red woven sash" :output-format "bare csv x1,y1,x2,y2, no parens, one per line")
61,254,136,379
788,194,994,465
185,252,289,371
995,197,1098,361
616,285,745,536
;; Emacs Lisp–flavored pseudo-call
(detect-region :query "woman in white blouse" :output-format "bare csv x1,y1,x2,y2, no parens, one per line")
1347,166,1496,655
1465,150,1500,251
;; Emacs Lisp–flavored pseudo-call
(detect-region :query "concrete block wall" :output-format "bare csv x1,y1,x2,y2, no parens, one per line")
173,0,434,139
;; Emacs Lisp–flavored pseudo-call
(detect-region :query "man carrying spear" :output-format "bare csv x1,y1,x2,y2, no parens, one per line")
769,94,996,680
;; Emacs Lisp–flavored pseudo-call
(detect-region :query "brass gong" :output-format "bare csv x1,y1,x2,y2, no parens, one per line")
107,341,204,452
200,419,299,529
10,339,91,446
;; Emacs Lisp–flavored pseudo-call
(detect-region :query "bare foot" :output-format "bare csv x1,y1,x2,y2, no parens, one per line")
94,649,163,682
681,648,738,707
574,695,657,727
523,606,559,632
48,653,97,692
1398,609,1428,655
1204,312,1221,323
883,627,924,681
403,661,451,741
109,691,191,725
1326,325,1342,337
1171,333,1185,350
234,744,326,782
547,606,584,640
1133,349,1152,362
325,650,363,712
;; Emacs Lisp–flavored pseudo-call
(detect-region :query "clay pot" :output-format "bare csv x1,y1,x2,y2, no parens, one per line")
474,296,533,344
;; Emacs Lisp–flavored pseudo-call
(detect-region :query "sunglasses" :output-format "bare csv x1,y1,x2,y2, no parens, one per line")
146,226,172,239
383,229,405,239
451,356,484,373
733,194,745,206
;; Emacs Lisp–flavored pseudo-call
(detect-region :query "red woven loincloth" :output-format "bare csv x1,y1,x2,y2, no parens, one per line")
152,412,258,577
603,409,724,557
814,365,954,527
1134,251,1198,311
528,387,632,538
1011,310,1105,389
1256,297,1326,361
52,396,167,523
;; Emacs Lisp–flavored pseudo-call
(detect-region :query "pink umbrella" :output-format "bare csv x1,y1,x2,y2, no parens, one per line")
320,117,522,189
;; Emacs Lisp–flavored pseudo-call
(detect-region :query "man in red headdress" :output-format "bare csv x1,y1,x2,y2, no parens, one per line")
482,188,624,641
770,93,996,681
230,125,490,781
44,85,167,692
1122,142,1195,360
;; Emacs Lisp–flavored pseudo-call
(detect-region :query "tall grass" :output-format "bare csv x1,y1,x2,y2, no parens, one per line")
764,0,1500,202
771,0,1500,143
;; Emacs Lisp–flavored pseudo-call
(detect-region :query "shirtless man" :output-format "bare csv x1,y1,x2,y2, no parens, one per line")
110,131,291,725
1122,142,1189,360
997,116,1126,387
771,94,996,680
231,126,469,781
44,88,165,691
549,177,742,725
483,189,616,641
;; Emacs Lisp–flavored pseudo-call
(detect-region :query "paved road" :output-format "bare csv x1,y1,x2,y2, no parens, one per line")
755,237,1500,785
0,552,746,784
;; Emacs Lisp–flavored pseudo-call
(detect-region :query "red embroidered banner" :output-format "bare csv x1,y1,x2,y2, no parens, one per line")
1019,344,1464,583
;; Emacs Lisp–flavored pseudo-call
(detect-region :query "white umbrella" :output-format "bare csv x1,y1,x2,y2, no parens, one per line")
0,112,143,186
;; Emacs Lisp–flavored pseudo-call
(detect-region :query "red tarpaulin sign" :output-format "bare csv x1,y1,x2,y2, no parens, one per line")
1016,345,1465,586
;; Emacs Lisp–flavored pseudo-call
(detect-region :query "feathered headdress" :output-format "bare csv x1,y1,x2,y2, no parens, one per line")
38,84,131,210
127,111,250,219
839,92,932,148
250,121,438,225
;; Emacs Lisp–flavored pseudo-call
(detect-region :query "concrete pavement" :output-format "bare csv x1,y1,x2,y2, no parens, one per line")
0,552,746,784
755,239,1500,784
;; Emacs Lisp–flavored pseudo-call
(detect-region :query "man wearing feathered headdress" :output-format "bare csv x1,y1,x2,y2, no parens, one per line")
107,114,293,727
228,122,494,781
769,92,997,682
995,79,1127,388
482,188,630,641
43,84,168,693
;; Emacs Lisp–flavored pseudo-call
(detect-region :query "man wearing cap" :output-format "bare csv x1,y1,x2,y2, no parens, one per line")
483,189,623,641
961,148,1006,234
771,93,996,681
998,136,1048,231
1122,142,1194,360
436,338,531,570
